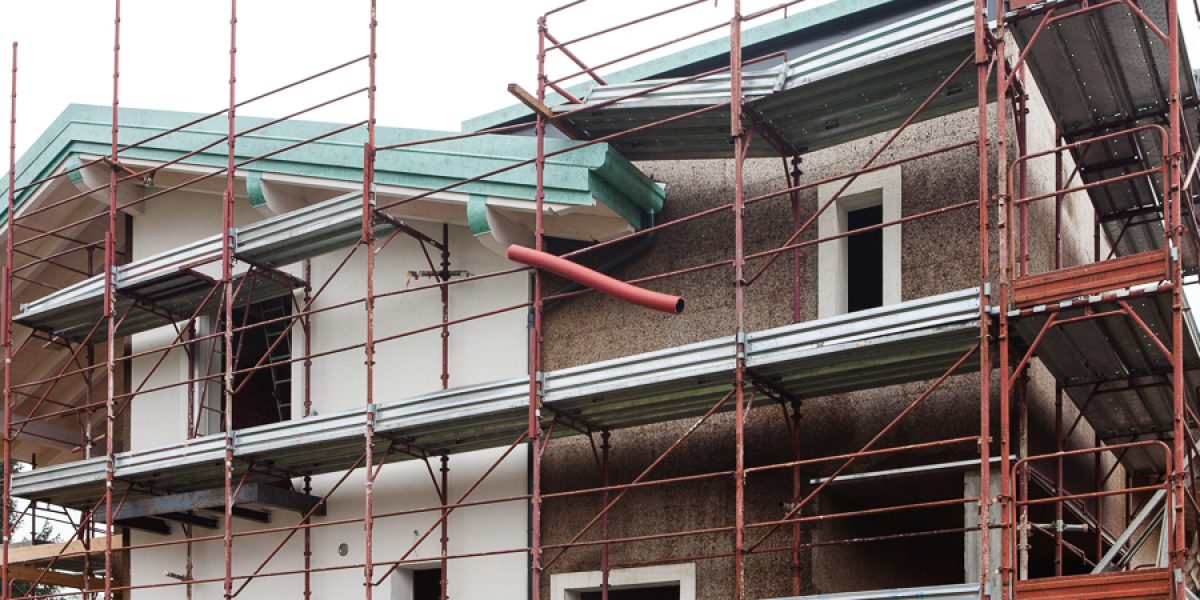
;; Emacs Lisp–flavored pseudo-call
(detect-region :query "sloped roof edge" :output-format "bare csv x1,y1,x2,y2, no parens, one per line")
460,0,897,132
2,103,665,229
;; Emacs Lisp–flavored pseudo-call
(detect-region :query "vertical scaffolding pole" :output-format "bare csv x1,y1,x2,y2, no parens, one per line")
302,260,313,600
1015,59,1029,583
303,474,312,600
221,0,238,596
86,331,96,460
2,39,16,600
1016,66,1028,279
1053,127,1065,580
974,0,993,596
86,286,97,598
185,524,194,600
105,2,122,596
1167,1,1186,596
995,14,1013,599
187,326,196,441
1017,374,1028,581
1054,385,1064,576
600,431,610,600
528,13,548,600
362,1,379,597
789,156,802,324
441,224,450,390
439,455,449,600
730,2,747,598
1093,432,1102,562
1054,130,1063,271
790,398,802,596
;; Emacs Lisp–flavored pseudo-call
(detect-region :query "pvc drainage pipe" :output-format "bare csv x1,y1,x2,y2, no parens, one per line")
506,244,684,314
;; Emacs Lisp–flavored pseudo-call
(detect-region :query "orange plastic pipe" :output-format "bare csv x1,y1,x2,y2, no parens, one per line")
507,244,684,314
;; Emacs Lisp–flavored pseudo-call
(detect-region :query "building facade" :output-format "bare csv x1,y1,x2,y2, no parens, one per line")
2,0,1198,599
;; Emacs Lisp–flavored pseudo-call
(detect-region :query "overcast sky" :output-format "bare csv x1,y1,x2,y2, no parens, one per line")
3,1,1198,162
0,0,821,162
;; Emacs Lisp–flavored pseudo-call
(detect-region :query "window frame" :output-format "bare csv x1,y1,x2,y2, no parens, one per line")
387,563,443,600
550,564,696,600
816,165,902,318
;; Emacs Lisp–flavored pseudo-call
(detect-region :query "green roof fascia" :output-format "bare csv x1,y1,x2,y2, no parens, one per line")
461,0,895,132
1,104,664,229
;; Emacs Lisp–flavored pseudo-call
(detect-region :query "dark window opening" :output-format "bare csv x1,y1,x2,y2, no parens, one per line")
225,296,292,430
846,204,883,313
412,568,442,600
581,585,680,600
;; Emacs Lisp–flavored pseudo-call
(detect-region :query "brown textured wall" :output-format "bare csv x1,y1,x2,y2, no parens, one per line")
542,107,985,371
539,82,1113,597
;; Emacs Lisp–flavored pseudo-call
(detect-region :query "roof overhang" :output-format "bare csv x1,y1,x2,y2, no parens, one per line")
462,0,975,133
2,104,667,253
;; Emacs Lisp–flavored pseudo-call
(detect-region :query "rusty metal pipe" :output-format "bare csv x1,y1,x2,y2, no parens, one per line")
507,245,684,314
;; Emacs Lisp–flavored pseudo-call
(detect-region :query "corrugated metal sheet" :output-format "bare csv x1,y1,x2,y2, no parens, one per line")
12,288,980,509
554,1,977,159
1010,1,1200,262
14,191,383,340
1010,285,1200,474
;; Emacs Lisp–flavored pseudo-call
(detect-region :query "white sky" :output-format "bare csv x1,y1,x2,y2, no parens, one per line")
0,0,814,162
1,1,1199,161
1,1,1197,160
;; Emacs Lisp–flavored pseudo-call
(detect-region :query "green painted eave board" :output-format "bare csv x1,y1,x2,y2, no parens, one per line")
1,104,664,229
461,0,895,132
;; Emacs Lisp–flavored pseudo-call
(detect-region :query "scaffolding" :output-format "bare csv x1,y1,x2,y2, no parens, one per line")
0,0,1198,598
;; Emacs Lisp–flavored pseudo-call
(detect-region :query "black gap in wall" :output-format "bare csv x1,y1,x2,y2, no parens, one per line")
580,585,680,600
846,204,883,313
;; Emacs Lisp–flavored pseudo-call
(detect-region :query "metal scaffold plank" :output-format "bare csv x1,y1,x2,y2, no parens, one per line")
13,190,386,340
12,287,980,508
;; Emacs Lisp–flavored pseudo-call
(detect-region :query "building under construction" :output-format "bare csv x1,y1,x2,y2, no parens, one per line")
2,0,1200,598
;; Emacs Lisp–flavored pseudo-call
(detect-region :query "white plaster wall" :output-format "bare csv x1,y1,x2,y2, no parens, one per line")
128,193,530,599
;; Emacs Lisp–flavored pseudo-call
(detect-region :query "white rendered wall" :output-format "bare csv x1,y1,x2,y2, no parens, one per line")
128,193,530,599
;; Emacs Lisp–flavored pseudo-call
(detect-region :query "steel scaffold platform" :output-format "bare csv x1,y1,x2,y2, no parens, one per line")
13,190,384,341
13,287,982,510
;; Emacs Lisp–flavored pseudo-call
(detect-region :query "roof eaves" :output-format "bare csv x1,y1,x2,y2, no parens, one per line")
1,104,664,232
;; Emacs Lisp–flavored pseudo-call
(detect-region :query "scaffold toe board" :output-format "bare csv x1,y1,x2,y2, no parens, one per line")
13,190,381,340
1012,568,1172,599
767,582,981,600
11,287,980,509
553,0,977,160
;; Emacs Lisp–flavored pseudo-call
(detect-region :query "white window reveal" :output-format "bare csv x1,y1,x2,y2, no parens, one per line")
389,565,443,600
817,165,902,318
550,563,696,600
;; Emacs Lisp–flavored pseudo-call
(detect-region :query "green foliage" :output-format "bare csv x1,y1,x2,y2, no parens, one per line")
5,463,61,598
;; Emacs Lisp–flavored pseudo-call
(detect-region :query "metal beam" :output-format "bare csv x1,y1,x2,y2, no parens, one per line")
113,517,171,535
99,482,324,524
1092,488,1165,573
